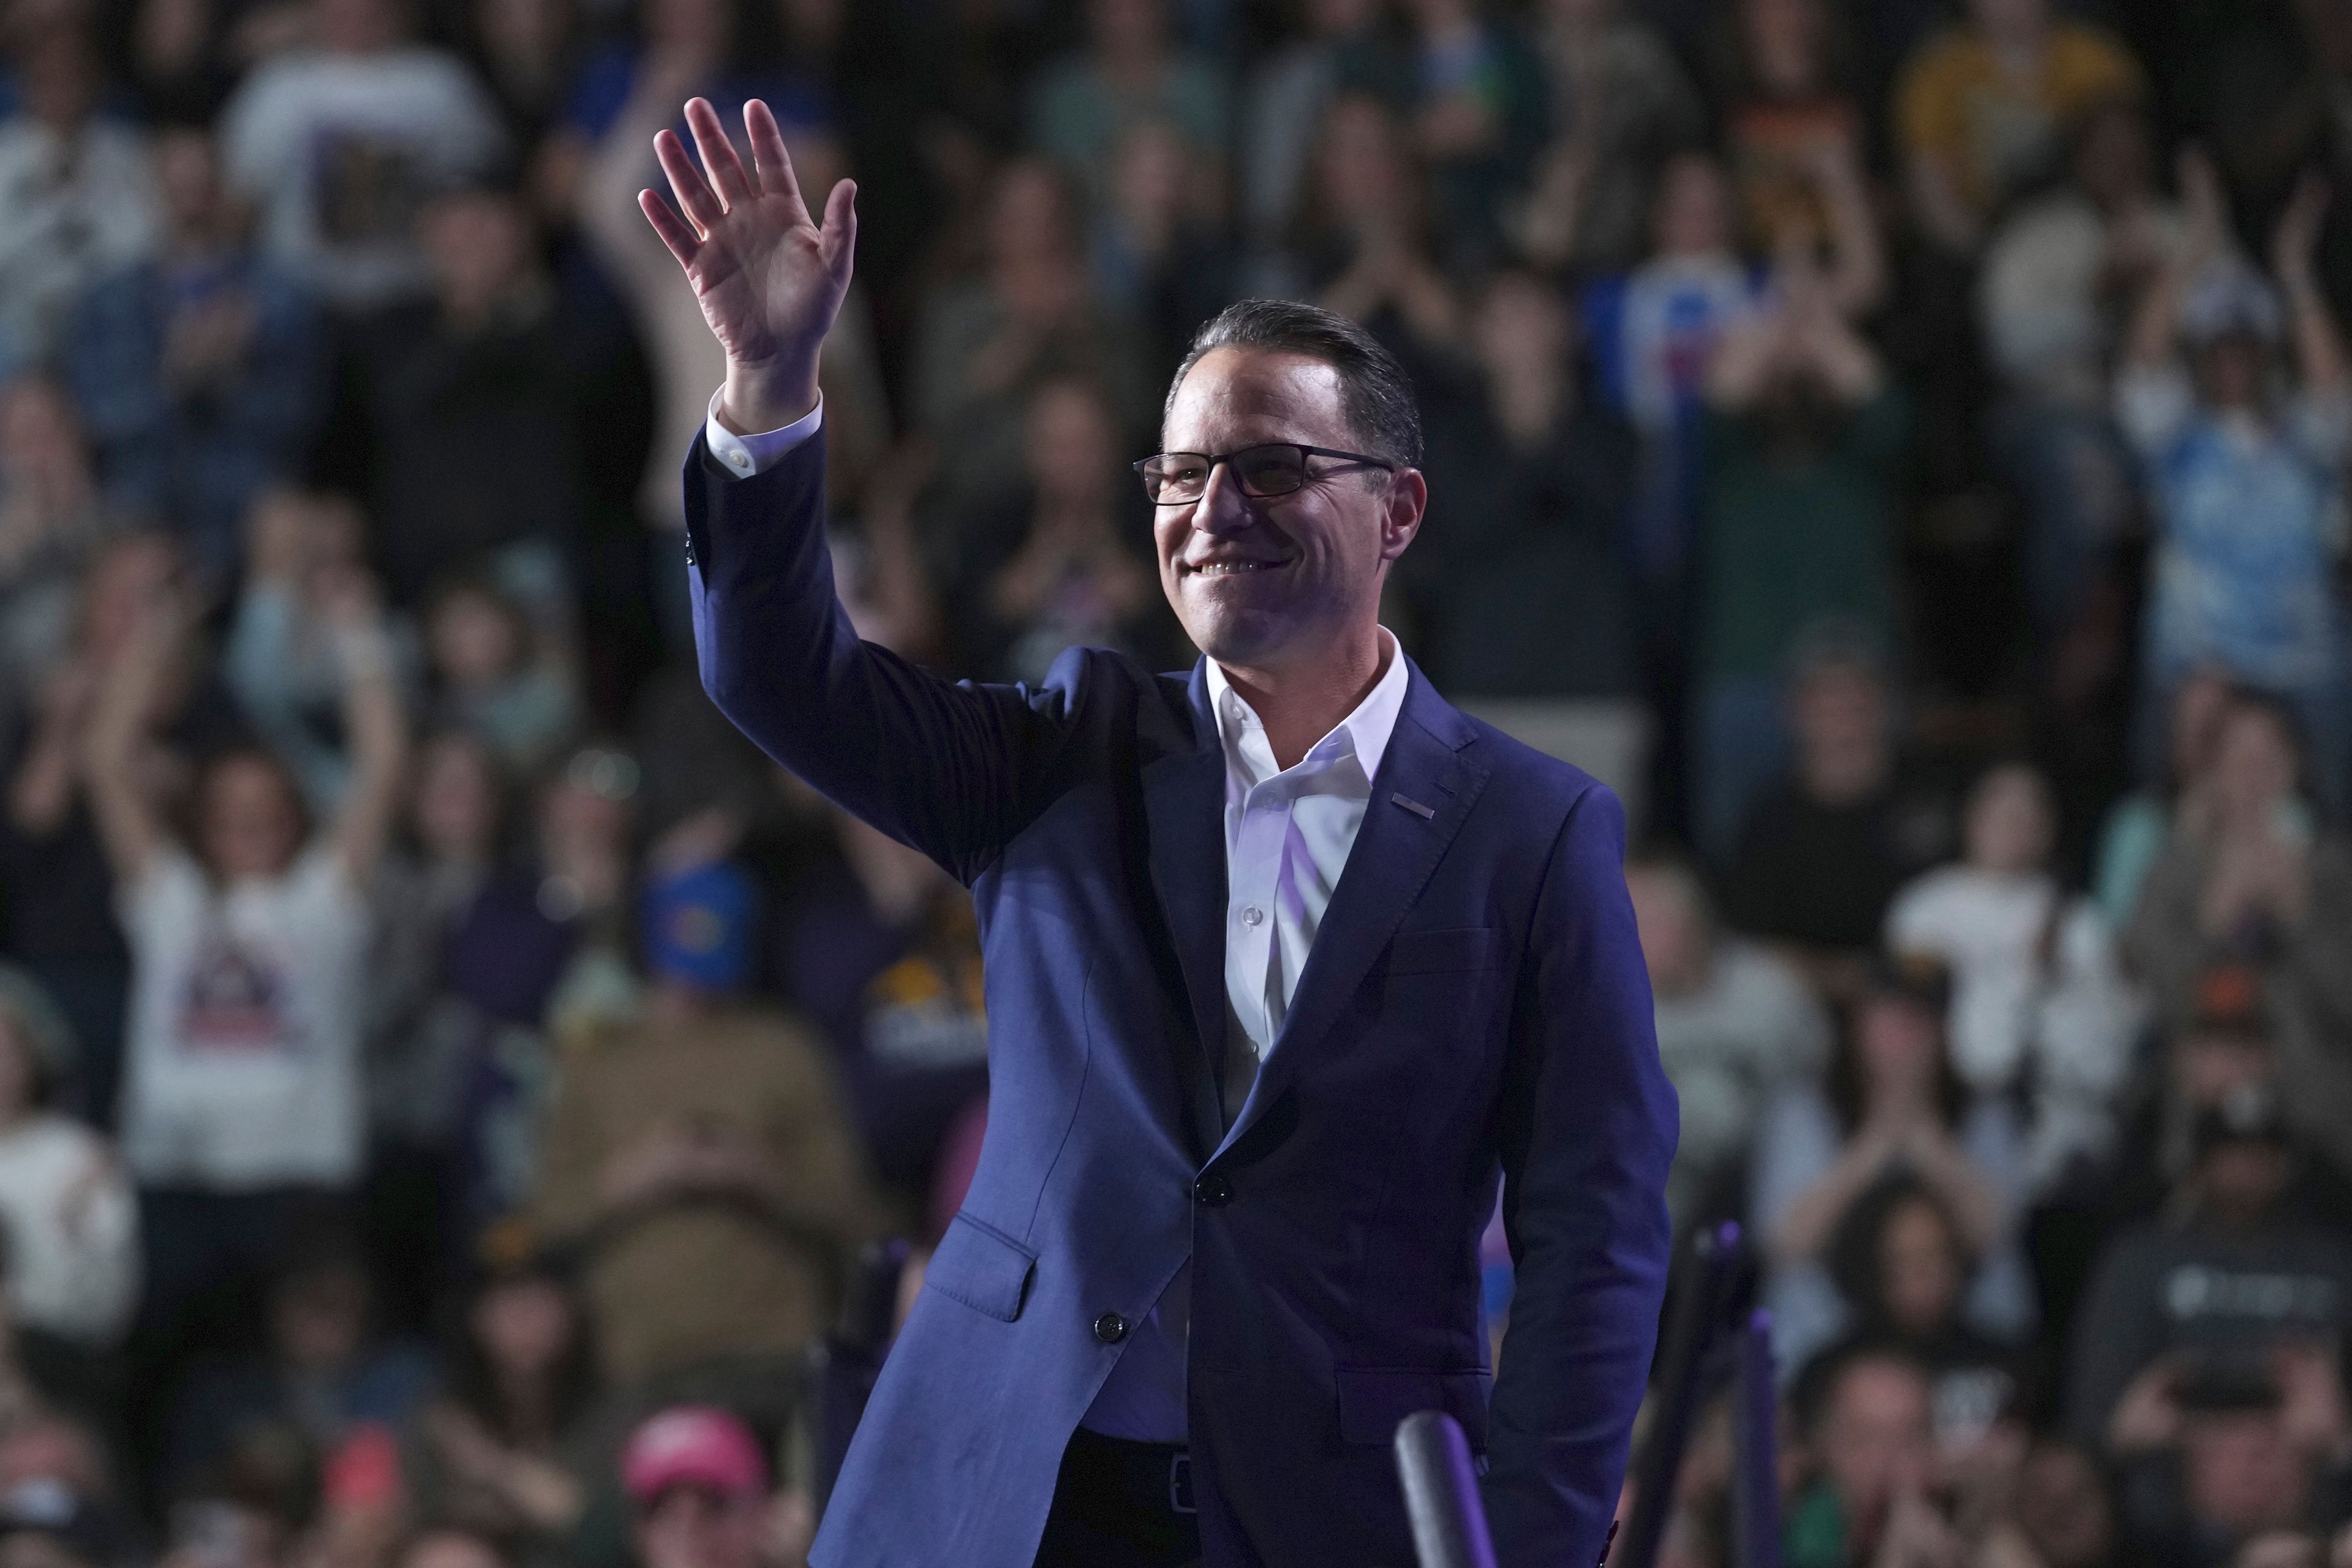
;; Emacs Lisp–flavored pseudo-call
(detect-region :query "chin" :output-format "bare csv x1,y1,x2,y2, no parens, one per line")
1178,605,1287,668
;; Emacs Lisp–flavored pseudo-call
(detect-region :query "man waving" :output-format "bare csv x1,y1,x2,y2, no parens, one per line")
643,95,1676,1568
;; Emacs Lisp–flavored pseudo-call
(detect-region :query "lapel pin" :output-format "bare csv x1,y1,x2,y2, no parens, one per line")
1390,793,1436,820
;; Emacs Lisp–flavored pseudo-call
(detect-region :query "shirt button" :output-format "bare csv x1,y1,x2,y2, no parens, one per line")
1092,1312,1129,1344
1194,1173,1232,1207
1241,907,1264,927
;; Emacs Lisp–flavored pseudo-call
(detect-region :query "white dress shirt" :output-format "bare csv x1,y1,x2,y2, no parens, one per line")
707,394,1411,1444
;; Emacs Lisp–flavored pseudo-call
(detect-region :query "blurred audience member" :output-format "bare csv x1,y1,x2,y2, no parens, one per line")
1692,258,1903,856
621,1406,806,1568
159,1423,318,1568
1025,0,1227,206
128,0,235,125
164,1227,433,1496
2093,668,2236,930
1713,0,1880,314
1581,149,1757,622
1411,269,1637,712
948,377,1170,684
530,861,881,1389
1518,0,1703,276
1088,119,1237,385
217,0,508,307
2117,158,2351,804
1239,0,1379,248
913,157,1147,512
360,726,524,1322
225,491,409,812
1721,638,1948,996
763,803,988,1216
89,577,405,1352
1782,1344,1951,1568
1820,1175,2023,1453
0,966,138,1351
420,575,577,781
0,27,161,366
1370,0,1547,271
65,126,326,585
2126,697,2352,1182
405,1246,597,1558
2005,1438,2121,1568
1,531,233,1126
467,0,582,153
2068,1088,2352,1487
1979,101,2178,642
2079,1100,2352,1561
524,744,639,1042
0,380,123,715
1894,0,2144,256
314,180,585,608
1887,762,2143,1197
1296,94,1461,362
1625,850,1828,1231
1753,962,2032,1371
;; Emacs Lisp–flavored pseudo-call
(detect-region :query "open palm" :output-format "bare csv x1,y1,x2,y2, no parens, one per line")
639,97,856,419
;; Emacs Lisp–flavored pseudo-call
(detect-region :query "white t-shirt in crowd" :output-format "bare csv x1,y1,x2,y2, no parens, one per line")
118,844,371,1191
0,1114,140,1346
219,46,506,306
1885,864,2144,1192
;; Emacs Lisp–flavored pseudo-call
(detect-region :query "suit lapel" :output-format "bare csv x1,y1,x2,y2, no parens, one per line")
1216,662,1488,1156
1142,662,1231,1159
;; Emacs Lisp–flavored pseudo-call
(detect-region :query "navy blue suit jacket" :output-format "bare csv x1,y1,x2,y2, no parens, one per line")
684,431,1677,1568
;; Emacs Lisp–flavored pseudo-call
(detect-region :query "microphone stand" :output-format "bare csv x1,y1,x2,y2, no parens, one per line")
1391,1223,1784,1568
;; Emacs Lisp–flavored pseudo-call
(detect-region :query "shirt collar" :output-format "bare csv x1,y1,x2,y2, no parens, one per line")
1204,627,1410,786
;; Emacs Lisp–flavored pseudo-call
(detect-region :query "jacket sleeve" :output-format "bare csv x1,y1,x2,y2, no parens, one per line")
685,431,1083,884
1483,783,1678,1564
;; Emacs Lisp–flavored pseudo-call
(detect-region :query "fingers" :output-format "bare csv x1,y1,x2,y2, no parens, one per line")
685,96,753,209
653,127,724,237
639,188,700,269
744,99,810,224
820,178,858,280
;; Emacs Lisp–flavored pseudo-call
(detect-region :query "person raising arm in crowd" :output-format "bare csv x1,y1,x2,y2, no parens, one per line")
83,568,406,1381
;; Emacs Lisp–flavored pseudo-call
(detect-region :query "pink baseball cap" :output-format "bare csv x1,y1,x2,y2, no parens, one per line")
620,1407,768,1504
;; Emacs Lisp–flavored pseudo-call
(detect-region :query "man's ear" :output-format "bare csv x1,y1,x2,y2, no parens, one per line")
1379,468,1428,563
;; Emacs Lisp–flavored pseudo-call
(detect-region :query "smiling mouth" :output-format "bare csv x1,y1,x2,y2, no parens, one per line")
1186,559,1287,576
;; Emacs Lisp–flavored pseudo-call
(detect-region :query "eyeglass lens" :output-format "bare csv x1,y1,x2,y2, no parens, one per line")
1142,445,1307,502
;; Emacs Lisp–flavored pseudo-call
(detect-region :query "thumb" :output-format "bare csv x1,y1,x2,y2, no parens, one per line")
821,179,859,279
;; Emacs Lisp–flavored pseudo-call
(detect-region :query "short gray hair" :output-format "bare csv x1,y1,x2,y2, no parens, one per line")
1164,300,1423,468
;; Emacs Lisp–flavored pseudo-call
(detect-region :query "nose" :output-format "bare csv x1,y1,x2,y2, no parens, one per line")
1188,459,1254,537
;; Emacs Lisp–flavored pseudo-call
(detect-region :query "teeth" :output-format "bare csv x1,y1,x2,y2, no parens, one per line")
1196,562,1273,574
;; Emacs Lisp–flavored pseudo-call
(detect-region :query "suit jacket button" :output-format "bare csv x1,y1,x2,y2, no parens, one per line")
1194,1173,1232,1207
1092,1312,1129,1344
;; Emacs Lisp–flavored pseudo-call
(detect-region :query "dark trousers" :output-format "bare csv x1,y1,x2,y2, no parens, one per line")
1032,1428,1202,1568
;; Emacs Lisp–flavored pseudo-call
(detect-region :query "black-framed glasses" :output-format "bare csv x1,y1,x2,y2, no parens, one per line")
1133,443,1398,505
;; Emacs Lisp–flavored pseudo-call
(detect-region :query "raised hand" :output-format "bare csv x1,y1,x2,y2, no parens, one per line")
2175,145,2231,267
639,96,857,433
2272,170,2331,289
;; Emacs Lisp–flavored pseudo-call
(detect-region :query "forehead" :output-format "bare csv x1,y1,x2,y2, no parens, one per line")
1163,347,1354,451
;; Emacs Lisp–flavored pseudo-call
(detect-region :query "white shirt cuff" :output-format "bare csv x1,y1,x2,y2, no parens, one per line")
705,390,824,478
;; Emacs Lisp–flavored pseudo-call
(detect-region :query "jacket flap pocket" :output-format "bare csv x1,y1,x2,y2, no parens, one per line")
924,1213,1038,1322
1387,928,1498,976
1333,1366,1492,1448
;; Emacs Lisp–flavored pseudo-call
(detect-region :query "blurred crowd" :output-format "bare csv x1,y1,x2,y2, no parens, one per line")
0,0,2339,1563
